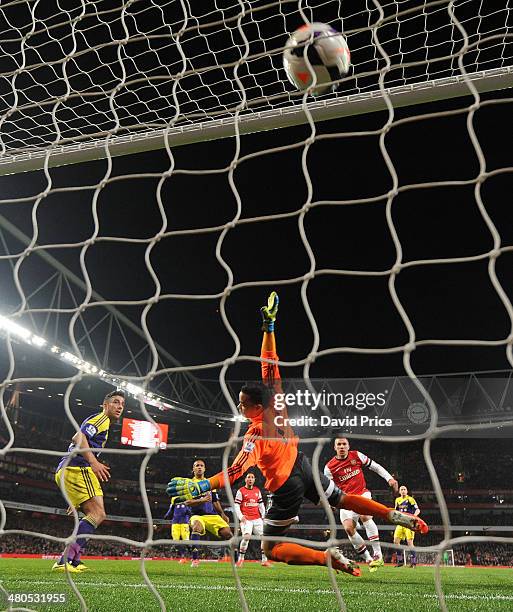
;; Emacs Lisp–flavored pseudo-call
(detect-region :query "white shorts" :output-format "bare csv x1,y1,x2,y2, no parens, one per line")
339,490,372,524
241,518,264,537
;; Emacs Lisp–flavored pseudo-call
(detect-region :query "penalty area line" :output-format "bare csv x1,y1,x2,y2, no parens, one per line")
9,580,513,602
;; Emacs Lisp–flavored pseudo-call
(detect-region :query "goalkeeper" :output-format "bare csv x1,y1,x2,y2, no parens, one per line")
168,292,428,575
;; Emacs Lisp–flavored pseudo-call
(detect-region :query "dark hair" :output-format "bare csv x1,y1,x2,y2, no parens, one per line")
240,382,273,407
104,389,126,402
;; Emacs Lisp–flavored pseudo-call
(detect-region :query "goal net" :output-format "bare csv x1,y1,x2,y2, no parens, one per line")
0,0,511,172
1,1,513,611
399,548,455,567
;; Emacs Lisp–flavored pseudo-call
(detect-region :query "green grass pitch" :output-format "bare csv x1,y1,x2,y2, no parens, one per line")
1,559,512,611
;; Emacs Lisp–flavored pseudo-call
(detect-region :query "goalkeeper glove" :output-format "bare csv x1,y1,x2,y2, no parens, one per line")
166,477,211,502
260,291,279,332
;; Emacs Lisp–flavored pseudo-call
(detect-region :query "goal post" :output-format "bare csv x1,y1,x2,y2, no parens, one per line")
1,66,512,176
0,2,511,174
401,548,455,567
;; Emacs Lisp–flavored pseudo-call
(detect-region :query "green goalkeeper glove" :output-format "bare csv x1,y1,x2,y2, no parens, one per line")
260,291,279,332
166,477,211,502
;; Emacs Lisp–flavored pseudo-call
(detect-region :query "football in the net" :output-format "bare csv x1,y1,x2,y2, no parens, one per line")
283,22,351,95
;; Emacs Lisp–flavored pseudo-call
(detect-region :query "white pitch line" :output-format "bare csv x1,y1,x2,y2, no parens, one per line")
8,580,513,602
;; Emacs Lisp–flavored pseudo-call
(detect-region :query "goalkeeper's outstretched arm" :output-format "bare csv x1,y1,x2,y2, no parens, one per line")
167,431,263,500
167,292,280,501
260,291,281,389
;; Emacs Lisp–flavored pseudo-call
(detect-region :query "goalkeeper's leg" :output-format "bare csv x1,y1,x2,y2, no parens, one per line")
338,495,429,535
263,538,360,577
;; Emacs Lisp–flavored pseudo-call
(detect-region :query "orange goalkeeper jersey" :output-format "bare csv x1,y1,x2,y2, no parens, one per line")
210,346,298,493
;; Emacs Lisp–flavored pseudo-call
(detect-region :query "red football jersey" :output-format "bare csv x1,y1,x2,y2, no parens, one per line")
235,486,264,520
324,450,371,495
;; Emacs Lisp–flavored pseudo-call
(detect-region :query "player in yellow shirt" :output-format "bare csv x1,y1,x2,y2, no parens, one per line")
52,390,125,572
187,459,232,567
393,485,420,567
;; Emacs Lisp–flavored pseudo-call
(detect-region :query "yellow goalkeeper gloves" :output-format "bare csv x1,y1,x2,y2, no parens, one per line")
166,477,211,502
260,291,279,332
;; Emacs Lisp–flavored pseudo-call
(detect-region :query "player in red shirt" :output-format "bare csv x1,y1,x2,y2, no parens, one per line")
234,472,271,567
168,292,428,577
324,437,398,571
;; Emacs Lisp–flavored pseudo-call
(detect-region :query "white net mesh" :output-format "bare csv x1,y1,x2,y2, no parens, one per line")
0,0,512,169
1,1,513,611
